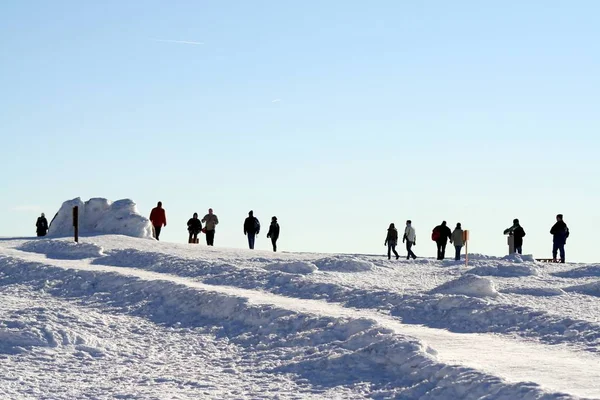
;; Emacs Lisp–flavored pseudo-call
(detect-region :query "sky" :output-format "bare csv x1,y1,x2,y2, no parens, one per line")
1,1,599,261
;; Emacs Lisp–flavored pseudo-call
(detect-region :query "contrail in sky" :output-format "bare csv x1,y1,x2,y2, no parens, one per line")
154,39,204,45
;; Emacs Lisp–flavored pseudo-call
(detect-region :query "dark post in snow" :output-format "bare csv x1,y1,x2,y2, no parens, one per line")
73,206,79,243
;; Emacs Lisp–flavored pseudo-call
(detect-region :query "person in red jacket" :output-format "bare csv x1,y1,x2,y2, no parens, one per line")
149,201,167,240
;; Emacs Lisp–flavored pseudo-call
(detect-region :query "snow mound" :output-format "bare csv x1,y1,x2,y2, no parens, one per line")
564,281,600,297
430,274,499,298
48,197,153,239
468,264,539,277
553,265,600,278
314,257,373,272
501,287,566,297
264,261,318,275
18,240,104,260
502,254,536,263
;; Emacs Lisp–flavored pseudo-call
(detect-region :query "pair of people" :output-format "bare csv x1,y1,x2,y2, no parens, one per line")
432,221,466,261
244,211,280,252
187,208,219,246
384,220,417,260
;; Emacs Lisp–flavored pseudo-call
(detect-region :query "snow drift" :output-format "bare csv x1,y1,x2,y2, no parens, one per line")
48,198,153,239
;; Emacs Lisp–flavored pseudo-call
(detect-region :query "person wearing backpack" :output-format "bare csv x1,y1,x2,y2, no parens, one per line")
452,223,464,261
384,223,400,260
244,210,260,250
36,213,48,237
187,213,202,244
503,218,526,254
550,214,569,263
432,221,452,260
403,220,417,260
267,216,280,252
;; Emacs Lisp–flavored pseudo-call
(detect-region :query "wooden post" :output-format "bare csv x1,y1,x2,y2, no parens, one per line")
463,230,470,268
73,206,79,243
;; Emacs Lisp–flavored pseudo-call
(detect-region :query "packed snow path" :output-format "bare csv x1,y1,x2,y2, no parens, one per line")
1,236,599,399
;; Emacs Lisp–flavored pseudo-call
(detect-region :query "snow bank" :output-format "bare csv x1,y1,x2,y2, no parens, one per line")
264,261,318,275
48,198,153,239
502,287,566,296
553,265,600,278
314,256,373,272
430,274,499,298
502,254,536,263
18,239,104,260
564,281,600,297
468,263,539,277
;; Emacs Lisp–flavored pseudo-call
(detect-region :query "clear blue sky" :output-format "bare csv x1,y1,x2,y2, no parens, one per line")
2,1,598,261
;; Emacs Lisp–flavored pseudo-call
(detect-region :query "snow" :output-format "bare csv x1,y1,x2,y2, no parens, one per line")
47,197,153,239
0,234,599,399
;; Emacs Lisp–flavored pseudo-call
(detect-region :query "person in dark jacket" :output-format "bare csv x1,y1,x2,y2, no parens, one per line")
187,213,202,244
550,214,569,263
384,223,400,260
36,213,48,237
149,201,167,240
432,221,452,260
243,210,260,250
267,216,280,252
503,218,526,254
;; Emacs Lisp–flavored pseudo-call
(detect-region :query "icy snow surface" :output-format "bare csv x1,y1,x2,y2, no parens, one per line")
0,235,599,399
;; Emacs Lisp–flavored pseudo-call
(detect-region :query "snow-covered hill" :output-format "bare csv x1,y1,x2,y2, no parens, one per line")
0,235,599,399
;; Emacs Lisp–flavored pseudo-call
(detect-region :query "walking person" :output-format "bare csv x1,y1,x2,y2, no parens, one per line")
202,208,219,246
267,216,280,252
36,213,48,237
187,213,202,244
149,201,167,240
384,223,400,260
452,223,464,261
403,220,417,260
550,214,569,263
243,210,260,250
432,221,452,260
503,219,526,254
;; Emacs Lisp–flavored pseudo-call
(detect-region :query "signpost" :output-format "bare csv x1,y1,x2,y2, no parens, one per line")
73,206,79,243
462,230,470,268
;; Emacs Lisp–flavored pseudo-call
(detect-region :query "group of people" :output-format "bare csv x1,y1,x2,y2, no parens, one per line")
148,202,281,252
384,214,571,263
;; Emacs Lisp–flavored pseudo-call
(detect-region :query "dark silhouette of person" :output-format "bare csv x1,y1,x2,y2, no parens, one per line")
384,223,400,260
403,220,417,260
36,213,48,237
452,223,464,261
149,201,167,240
503,218,526,254
187,213,202,244
267,216,280,252
243,210,260,249
202,208,219,246
550,214,569,263
432,221,452,260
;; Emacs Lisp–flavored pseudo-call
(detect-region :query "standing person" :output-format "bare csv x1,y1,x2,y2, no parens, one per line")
432,221,452,260
267,216,280,252
503,219,526,254
550,214,569,263
36,213,48,237
202,208,219,246
149,201,167,240
452,223,464,261
384,223,400,260
403,220,417,260
187,213,202,244
243,210,260,250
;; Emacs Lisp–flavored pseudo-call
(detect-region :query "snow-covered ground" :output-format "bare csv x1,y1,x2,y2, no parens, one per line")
1,235,599,399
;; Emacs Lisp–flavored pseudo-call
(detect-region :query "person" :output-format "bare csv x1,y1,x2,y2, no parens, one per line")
403,220,417,260
149,201,167,240
550,214,569,263
243,210,260,250
384,223,400,260
503,218,526,254
202,208,219,246
267,216,280,252
187,213,202,244
432,221,452,260
36,213,48,237
452,223,464,261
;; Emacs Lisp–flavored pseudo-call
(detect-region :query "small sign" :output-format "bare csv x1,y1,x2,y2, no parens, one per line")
462,230,469,242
